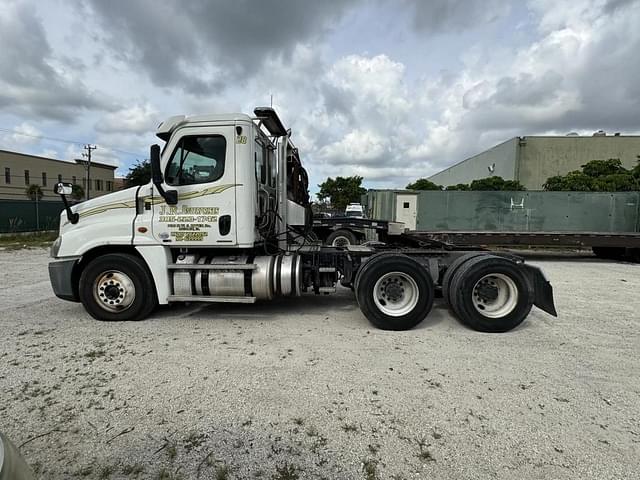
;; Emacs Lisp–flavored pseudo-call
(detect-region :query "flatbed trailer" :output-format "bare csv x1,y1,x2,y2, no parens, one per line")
311,217,401,246
405,230,640,261
311,216,640,260
406,230,640,248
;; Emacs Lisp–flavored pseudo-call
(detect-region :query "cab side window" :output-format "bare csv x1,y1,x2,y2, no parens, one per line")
165,135,226,186
255,139,267,184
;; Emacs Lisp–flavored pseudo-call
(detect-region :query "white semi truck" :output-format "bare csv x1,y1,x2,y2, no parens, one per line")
48,108,556,332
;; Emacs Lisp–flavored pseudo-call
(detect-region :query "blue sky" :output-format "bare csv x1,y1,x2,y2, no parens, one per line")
1,0,639,195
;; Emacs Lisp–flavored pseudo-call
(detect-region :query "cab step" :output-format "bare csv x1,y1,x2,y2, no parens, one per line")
167,295,257,303
168,264,257,270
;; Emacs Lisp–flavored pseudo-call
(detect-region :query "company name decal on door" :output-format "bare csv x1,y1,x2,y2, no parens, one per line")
158,205,220,242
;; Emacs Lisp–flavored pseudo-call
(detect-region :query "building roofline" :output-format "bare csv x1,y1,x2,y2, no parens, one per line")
73,159,118,170
429,137,519,179
0,148,118,170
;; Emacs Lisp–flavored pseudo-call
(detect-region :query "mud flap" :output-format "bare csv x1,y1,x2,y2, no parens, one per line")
522,264,558,317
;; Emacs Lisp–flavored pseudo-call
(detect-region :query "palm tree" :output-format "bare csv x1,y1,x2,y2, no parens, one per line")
25,184,44,230
25,184,43,201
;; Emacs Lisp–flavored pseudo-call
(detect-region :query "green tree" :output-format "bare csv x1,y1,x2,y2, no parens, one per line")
593,173,638,191
317,176,366,210
406,178,442,190
544,158,639,191
581,158,625,177
125,159,151,187
25,184,43,201
630,157,640,179
468,176,526,191
445,183,470,191
71,184,85,201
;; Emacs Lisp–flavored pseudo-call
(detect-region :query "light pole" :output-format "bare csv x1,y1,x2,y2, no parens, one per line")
82,144,97,200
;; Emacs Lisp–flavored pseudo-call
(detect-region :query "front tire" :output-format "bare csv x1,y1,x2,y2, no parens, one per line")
79,253,157,321
449,256,533,333
356,254,434,331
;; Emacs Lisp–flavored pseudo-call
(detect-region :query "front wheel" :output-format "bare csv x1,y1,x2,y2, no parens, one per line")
449,256,533,332
356,254,434,330
79,253,158,321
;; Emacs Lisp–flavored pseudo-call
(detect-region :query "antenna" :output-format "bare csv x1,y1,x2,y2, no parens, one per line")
270,94,273,107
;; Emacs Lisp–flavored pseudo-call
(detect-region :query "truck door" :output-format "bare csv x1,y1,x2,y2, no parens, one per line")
151,125,238,246
396,193,418,230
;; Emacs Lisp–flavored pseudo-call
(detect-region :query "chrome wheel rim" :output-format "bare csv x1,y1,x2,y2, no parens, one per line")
373,271,419,317
331,235,351,247
472,273,518,318
93,270,136,312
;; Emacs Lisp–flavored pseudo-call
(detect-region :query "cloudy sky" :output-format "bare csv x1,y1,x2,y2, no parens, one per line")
1,0,639,194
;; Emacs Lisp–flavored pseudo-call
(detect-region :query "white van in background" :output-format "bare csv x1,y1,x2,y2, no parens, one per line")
345,203,365,218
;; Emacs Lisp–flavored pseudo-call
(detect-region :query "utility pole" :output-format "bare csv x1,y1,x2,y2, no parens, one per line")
82,144,97,200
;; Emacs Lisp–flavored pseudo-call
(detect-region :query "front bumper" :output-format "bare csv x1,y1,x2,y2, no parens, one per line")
48,258,80,302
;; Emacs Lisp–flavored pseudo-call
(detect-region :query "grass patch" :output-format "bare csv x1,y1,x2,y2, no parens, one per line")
84,349,107,360
215,463,232,480
341,423,359,433
74,465,94,477
0,232,57,249
156,468,184,480
166,442,178,461
122,463,144,476
272,462,300,480
362,459,379,480
97,465,114,479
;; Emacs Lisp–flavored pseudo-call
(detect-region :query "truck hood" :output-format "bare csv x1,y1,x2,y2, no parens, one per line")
61,185,140,230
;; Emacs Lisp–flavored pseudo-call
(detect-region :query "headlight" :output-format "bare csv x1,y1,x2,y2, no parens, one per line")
50,236,62,258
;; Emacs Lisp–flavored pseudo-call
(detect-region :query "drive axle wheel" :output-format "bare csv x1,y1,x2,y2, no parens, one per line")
450,256,533,333
357,254,434,330
441,252,491,309
326,229,357,247
79,253,157,321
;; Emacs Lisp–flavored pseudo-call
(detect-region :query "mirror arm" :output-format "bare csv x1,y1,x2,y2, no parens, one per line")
54,183,79,224
60,193,79,224
150,144,178,205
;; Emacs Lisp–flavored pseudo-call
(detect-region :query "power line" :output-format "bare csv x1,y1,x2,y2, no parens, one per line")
82,144,97,200
0,127,144,158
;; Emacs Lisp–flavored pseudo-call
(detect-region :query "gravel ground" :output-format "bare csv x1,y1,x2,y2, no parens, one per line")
0,248,638,480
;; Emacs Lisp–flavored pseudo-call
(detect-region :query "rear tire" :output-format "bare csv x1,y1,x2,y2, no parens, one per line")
79,253,158,321
326,229,357,247
442,252,491,309
354,252,398,303
450,256,533,333
356,255,435,331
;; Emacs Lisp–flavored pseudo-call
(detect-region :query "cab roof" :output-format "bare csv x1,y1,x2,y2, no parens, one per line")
156,113,253,141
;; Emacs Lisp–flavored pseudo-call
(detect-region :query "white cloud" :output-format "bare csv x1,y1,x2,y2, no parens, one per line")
96,104,159,135
319,129,388,164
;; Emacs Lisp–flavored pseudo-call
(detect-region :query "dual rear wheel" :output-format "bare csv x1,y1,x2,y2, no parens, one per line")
355,252,533,332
